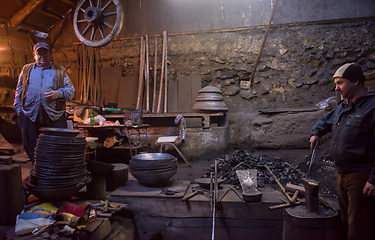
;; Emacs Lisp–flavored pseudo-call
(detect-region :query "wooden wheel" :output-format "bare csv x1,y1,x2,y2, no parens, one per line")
73,0,124,47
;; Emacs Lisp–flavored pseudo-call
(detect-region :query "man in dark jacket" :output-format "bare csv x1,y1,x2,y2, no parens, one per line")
310,63,375,240
13,42,75,163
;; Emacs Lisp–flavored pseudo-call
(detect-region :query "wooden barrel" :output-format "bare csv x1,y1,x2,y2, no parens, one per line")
86,174,107,200
106,164,128,191
283,205,344,240
0,163,24,225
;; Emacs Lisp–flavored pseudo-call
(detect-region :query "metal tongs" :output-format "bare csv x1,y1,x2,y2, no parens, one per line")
306,146,317,179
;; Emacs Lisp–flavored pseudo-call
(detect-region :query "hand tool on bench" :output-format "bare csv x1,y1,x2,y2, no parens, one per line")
286,183,336,211
306,146,317,179
236,169,263,202
219,185,246,204
181,188,208,201
263,165,301,210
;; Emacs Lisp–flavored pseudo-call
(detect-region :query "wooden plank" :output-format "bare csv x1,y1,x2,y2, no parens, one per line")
100,67,122,106
110,179,189,199
117,75,138,109
0,133,14,155
259,107,320,114
7,0,45,28
177,76,192,113
168,77,178,113
191,75,202,111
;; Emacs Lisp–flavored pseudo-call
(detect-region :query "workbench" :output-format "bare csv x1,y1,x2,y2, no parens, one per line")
103,112,226,129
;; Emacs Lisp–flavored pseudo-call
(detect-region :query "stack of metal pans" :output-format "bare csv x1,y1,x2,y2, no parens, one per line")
193,86,228,112
129,153,178,186
23,128,89,200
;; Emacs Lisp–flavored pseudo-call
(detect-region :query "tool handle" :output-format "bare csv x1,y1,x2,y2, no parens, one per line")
181,191,198,201
264,165,292,202
291,190,299,203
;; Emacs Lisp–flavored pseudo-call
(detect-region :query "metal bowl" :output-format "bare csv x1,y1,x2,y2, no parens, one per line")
131,153,175,161
130,168,178,186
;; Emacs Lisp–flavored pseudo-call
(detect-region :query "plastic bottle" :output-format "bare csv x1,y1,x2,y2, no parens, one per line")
90,113,95,126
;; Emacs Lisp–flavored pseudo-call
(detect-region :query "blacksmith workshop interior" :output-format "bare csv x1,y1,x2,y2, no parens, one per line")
0,0,375,239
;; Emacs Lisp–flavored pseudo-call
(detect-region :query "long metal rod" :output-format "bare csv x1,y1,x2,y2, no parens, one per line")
249,0,280,84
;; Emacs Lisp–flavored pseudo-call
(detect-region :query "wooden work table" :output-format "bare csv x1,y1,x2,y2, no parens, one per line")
103,112,226,129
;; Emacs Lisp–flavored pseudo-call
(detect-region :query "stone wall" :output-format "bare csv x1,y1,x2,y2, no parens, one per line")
52,19,375,150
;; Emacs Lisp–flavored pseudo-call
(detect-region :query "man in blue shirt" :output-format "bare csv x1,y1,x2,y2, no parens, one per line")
13,42,75,163
310,63,375,240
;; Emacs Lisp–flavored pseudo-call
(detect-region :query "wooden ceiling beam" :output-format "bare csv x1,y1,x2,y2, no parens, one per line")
7,0,46,29
57,0,76,8
37,9,64,20
19,23,48,34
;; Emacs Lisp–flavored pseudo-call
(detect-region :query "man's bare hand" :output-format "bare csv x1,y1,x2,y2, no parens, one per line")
363,182,375,197
309,135,320,151
45,90,59,101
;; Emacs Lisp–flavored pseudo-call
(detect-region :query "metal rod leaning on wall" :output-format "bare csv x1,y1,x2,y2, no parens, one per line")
163,31,168,113
76,44,81,101
136,37,145,109
152,37,158,113
249,0,280,84
146,35,150,112
157,31,167,113
82,44,87,103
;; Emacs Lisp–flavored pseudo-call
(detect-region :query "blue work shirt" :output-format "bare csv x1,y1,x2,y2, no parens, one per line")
13,63,75,122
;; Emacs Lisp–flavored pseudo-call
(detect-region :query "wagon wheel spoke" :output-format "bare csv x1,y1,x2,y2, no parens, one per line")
99,25,105,39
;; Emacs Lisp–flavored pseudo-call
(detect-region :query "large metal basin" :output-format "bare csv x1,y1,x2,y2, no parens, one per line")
129,153,178,186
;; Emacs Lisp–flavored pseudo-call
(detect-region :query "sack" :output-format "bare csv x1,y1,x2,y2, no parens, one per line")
15,203,57,235
131,109,143,125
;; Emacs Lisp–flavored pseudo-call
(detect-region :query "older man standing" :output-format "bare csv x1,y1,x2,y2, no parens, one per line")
13,42,75,163
310,63,375,240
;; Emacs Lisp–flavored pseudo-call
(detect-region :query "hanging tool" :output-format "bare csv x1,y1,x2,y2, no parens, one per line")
306,146,317,179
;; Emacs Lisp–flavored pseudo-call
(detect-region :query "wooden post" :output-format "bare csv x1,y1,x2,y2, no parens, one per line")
157,31,167,113
146,35,150,112
163,31,168,113
86,174,106,200
136,37,145,109
0,164,24,225
152,37,158,113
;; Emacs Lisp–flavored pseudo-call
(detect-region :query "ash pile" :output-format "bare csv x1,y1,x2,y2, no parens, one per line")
203,149,337,197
